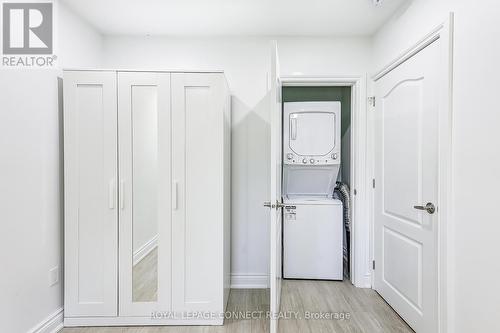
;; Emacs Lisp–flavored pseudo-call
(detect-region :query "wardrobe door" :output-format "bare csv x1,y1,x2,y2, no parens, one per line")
171,73,225,313
64,71,118,317
118,72,172,316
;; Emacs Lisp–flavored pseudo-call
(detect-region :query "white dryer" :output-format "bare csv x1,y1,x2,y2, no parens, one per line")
283,101,341,197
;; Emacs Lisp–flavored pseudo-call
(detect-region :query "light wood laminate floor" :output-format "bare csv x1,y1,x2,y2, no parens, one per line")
133,248,158,302
278,279,413,333
61,280,413,333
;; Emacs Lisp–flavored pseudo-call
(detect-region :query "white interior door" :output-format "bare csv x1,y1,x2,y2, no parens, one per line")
63,71,118,317
118,72,172,316
267,41,282,333
374,39,441,332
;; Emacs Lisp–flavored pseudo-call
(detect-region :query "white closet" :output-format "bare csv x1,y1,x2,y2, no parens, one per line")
63,70,231,326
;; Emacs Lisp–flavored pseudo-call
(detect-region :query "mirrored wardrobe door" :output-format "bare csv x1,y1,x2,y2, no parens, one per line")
118,71,172,316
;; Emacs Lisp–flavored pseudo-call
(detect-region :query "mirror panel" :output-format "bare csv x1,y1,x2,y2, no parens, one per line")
131,85,158,303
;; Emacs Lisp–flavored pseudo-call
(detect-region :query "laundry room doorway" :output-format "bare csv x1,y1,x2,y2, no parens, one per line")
279,76,371,288
265,71,376,333
281,86,353,281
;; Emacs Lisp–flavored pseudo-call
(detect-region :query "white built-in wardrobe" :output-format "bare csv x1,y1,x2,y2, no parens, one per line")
63,70,231,326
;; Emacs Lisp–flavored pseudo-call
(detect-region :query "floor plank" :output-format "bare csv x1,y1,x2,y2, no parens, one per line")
61,280,412,333
278,280,413,333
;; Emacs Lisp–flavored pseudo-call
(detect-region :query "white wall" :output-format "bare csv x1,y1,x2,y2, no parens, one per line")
373,1,500,332
0,2,103,332
103,36,371,284
58,2,103,68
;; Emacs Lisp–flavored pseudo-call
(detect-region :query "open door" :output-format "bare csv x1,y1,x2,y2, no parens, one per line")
265,41,282,333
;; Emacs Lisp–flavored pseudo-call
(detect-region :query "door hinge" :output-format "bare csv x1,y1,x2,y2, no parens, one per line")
372,178,375,188
353,189,357,196
372,260,376,270
368,96,376,107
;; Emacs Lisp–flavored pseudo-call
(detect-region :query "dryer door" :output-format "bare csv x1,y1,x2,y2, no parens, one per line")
289,111,336,156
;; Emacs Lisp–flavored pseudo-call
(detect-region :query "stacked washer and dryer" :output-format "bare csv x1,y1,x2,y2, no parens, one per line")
282,101,344,280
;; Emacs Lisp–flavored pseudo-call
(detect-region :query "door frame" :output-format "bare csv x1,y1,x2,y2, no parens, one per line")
371,14,454,333
280,75,371,288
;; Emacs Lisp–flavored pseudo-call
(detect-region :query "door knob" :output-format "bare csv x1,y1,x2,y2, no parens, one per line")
413,202,436,214
263,201,285,209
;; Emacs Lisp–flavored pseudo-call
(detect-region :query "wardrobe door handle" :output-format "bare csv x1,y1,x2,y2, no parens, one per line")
119,179,125,209
173,181,178,210
108,179,115,209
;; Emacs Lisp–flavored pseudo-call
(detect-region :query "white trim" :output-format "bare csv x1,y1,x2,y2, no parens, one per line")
63,68,224,73
372,24,446,82
133,234,158,266
369,14,454,333
64,316,223,326
280,75,371,289
437,14,455,333
28,308,63,333
281,75,364,86
359,273,372,289
231,274,269,289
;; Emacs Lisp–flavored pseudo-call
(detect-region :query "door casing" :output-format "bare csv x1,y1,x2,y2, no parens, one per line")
280,76,370,289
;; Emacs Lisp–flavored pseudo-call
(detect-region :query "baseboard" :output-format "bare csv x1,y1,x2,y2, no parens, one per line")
64,316,223,326
354,273,372,288
28,308,63,333
133,235,158,265
231,274,269,289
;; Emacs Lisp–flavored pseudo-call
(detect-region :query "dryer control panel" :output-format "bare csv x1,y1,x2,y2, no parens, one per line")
284,152,340,165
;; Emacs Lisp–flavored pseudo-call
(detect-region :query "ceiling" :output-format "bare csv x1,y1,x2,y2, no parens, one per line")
61,0,410,37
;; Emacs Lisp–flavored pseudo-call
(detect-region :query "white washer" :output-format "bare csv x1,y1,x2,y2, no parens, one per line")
283,196,343,280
